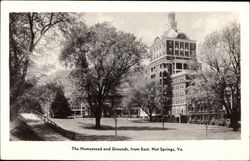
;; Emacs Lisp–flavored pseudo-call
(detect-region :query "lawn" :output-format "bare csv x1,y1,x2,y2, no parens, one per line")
50,117,240,141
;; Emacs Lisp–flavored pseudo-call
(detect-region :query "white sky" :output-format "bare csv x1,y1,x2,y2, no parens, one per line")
84,12,239,46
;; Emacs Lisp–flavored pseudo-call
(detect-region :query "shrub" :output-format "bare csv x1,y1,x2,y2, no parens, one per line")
50,87,72,118
210,119,216,125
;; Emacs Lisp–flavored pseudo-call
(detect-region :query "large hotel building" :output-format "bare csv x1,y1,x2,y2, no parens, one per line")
144,13,201,121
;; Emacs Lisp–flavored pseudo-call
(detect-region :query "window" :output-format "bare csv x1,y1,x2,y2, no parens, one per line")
167,40,174,55
190,43,196,50
185,42,189,50
175,41,179,55
190,43,196,56
176,63,182,69
184,64,188,70
175,41,179,49
163,71,167,77
185,42,189,56
180,42,184,50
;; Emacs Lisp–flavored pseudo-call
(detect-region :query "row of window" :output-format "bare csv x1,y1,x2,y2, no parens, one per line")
151,41,166,53
173,99,186,105
148,62,189,74
148,63,190,75
160,63,169,69
172,76,186,83
173,108,186,114
150,40,196,60
151,50,194,60
150,66,156,72
173,92,185,98
151,40,196,53
173,83,185,90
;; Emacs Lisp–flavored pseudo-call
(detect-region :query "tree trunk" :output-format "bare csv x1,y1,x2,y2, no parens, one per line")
10,103,18,121
149,115,153,122
94,104,103,128
95,116,101,128
230,114,239,131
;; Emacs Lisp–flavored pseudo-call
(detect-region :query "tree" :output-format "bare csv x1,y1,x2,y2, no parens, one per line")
197,22,240,130
186,77,224,124
9,12,74,120
50,87,72,118
17,81,63,116
16,78,44,114
122,73,161,122
60,22,146,128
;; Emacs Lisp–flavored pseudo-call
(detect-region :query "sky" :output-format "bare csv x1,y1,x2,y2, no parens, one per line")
84,12,239,46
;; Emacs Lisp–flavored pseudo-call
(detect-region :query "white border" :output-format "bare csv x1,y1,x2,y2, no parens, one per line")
1,1,249,160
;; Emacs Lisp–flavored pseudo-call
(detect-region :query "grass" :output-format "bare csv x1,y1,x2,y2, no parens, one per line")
50,117,241,141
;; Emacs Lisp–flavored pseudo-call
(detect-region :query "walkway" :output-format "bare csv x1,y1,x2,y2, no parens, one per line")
19,113,70,141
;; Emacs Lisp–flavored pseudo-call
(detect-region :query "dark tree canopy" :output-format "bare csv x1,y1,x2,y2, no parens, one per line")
50,87,72,118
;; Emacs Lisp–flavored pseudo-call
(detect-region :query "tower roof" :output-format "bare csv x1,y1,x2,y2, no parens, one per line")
162,12,189,40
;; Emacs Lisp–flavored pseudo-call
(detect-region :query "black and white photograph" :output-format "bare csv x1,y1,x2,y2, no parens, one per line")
1,1,249,160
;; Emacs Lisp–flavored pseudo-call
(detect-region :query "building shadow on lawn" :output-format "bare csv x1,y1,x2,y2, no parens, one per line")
80,123,176,131
131,119,156,123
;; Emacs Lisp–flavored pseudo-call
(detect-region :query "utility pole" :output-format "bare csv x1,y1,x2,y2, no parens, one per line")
162,103,165,129
111,96,118,137
114,110,117,137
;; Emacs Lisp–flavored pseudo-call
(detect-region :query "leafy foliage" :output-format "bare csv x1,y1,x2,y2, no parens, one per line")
9,12,74,120
187,77,222,112
60,22,146,127
123,73,161,121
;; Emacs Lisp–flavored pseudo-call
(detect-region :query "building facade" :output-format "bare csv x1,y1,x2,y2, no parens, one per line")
145,12,201,122
171,71,198,119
